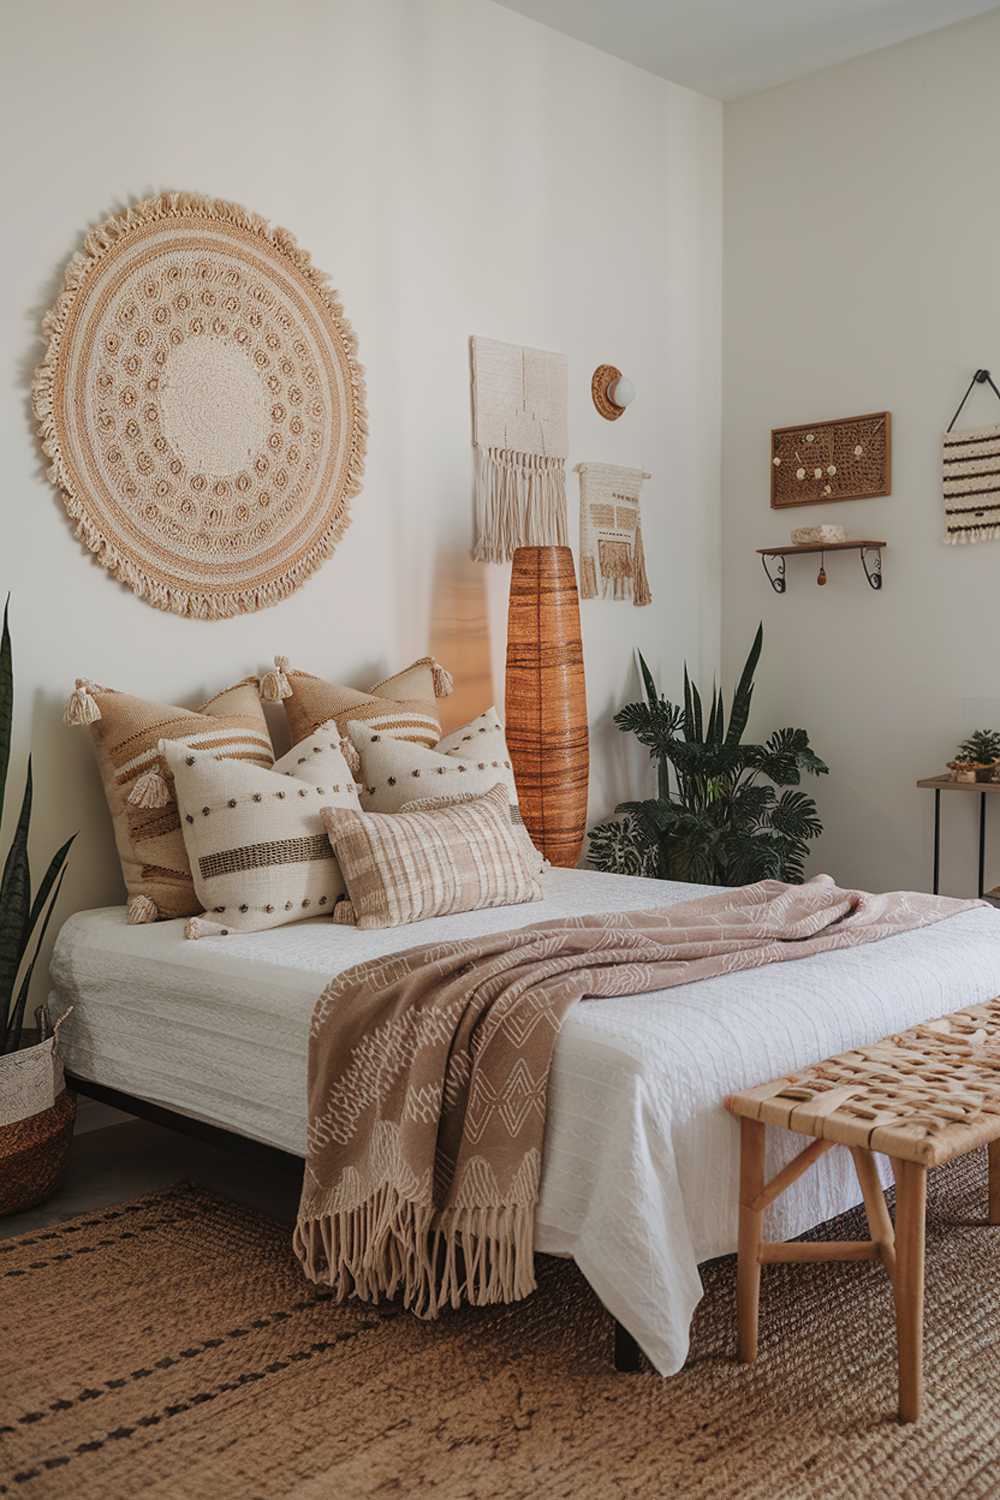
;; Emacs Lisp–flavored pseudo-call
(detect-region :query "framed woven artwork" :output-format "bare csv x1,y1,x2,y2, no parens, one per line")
770,412,891,509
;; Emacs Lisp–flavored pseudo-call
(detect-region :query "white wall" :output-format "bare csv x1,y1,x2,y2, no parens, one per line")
1,0,722,980
723,9,1000,896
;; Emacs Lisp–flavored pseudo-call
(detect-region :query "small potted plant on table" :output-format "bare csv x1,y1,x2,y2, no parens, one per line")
1,598,76,1216
948,730,1000,784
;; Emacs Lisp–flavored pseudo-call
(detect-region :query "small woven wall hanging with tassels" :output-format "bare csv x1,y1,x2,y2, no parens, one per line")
33,192,367,617
942,369,1000,544
470,335,568,562
575,462,652,605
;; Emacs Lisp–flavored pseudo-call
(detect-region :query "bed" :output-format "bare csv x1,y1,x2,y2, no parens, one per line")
50,866,1000,1376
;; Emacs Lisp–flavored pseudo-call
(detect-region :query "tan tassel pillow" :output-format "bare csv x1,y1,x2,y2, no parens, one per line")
258,655,454,749
322,783,542,931
64,677,273,924
161,723,361,939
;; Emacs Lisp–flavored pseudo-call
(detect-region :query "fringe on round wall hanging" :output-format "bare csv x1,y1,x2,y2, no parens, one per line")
32,192,367,618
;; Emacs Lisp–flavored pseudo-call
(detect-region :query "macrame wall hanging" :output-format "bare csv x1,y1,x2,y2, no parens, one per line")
470,335,568,562
33,193,367,618
942,369,1000,545
576,462,652,606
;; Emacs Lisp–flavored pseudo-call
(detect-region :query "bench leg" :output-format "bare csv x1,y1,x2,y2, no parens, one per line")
988,1140,1000,1225
892,1159,927,1424
850,1147,896,1278
737,1117,766,1363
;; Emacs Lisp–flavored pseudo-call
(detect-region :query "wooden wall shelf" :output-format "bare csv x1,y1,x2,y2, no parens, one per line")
757,540,886,594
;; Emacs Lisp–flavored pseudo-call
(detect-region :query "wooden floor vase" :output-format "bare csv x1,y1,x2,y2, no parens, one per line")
505,546,589,867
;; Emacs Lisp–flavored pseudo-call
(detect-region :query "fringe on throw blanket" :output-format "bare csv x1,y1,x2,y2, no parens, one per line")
294,1165,538,1316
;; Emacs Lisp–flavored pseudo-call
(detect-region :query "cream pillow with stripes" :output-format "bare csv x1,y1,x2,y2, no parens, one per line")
321,783,542,931
162,723,360,938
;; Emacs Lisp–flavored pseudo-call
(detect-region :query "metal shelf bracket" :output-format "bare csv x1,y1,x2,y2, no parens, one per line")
761,553,786,594
860,545,883,590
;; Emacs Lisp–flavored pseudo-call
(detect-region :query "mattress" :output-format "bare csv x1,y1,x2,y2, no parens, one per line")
51,867,1000,1377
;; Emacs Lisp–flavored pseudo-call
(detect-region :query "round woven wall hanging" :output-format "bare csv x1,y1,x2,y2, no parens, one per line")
33,193,367,618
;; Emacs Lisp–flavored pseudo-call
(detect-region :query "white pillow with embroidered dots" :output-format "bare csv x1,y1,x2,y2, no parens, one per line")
346,707,544,871
162,721,361,938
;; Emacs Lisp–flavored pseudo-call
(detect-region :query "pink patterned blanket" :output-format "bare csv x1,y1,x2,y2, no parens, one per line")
294,875,977,1315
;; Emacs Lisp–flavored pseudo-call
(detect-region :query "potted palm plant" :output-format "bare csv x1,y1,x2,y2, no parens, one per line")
588,624,828,885
1,597,76,1215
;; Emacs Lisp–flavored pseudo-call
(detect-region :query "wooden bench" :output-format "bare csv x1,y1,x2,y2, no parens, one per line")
725,998,1000,1423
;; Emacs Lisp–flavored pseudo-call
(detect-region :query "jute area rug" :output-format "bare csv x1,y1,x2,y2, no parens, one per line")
4,1156,1000,1500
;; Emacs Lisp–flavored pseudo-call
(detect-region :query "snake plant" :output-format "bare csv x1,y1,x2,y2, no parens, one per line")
1,598,75,1053
588,624,829,887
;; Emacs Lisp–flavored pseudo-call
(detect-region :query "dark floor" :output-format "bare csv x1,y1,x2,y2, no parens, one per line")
2,1114,303,1239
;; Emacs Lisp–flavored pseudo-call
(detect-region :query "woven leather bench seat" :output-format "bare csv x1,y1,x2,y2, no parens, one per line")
725,997,1000,1423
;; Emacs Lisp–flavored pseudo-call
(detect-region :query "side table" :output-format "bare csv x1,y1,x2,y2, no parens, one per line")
916,776,1000,897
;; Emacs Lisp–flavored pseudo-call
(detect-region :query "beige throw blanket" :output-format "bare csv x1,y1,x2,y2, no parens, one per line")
294,876,977,1314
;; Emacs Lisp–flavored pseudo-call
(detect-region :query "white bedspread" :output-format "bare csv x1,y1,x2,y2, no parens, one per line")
50,868,1000,1375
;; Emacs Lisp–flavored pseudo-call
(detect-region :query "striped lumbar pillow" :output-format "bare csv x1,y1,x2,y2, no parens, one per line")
63,677,273,925
321,783,542,931
161,722,360,938
346,707,543,871
258,655,454,749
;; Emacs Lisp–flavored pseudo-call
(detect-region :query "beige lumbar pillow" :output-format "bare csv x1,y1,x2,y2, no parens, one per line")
258,655,454,750
63,676,273,924
162,722,361,938
322,783,542,931
346,707,542,869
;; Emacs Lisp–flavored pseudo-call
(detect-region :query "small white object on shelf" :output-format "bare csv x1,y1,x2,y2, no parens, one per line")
791,524,847,546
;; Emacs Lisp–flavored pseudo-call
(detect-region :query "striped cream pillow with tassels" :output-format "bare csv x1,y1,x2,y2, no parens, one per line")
162,722,361,938
63,677,273,925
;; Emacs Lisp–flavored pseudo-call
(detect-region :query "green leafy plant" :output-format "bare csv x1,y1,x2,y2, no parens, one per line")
588,624,829,886
955,729,1000,765
1,598,75,1054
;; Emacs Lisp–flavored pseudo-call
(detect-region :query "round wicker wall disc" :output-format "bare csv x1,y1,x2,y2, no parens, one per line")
591,364,625,422
33,193,367,618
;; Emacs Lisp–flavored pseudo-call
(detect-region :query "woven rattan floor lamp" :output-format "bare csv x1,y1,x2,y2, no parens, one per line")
505,546,589,867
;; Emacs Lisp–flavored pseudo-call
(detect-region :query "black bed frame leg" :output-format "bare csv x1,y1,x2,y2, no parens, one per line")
613,1318,642,1372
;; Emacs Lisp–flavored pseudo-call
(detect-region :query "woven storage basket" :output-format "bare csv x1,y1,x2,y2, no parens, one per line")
0,1028,76,1217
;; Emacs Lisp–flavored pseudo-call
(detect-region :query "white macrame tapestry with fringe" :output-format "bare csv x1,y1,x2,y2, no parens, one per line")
470,335,568,562
33,193,367,618
575,462,652,605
